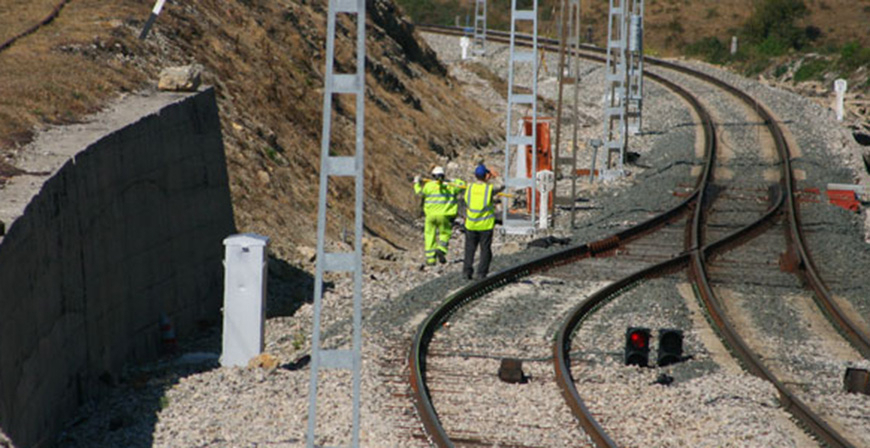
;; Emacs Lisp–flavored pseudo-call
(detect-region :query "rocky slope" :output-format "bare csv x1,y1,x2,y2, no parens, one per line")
0,0,505,264
147,0,505,260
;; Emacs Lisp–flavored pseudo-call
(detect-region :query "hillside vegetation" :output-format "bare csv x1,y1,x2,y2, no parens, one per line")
398,0,870,124
399,0,870,53
0,0,504,264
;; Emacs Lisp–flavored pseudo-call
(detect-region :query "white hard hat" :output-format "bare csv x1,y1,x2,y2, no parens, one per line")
431,166,445,176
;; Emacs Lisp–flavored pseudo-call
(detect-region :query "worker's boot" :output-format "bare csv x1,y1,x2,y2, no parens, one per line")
436,251,447,264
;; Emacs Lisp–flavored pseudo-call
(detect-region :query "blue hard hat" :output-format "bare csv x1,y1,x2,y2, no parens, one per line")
474,164,489,179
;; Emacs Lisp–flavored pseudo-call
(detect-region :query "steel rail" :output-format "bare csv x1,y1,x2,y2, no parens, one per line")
547,42,857,448
535,27,858,446
409,27,716,447
551,60,718,448
413,24,862,448
684,71,857,448
419,23,870,359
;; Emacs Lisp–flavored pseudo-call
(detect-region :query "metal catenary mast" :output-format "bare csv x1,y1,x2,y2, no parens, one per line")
503,0,539,235
473,0,487,56
553,0,583,228
626,0,644,135
593,0,629,180
306,0,365,445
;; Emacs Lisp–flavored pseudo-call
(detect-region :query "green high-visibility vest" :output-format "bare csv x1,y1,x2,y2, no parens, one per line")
464,182,495,231
415,180,462,216
444,178,465,216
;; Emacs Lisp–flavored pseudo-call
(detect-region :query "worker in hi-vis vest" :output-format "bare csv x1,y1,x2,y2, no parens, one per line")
414,166,465,266
463,163,504,280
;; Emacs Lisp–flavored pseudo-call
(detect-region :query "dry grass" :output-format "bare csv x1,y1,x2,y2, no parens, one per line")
582,0,870,55
0,0,146,151
0,0,504,257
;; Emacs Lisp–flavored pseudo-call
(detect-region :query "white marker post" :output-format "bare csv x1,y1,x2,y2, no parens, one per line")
221,233,269,367
460,36,470,60
537,170,554,230
835,79,847,122
731,36,738,55
139,0,167,40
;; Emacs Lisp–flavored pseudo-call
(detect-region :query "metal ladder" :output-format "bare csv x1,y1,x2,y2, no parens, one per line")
306,0,365,445
473,0,486,56
626,0,644,135
502,0,538,235
553,0,582,228
594,0,629,180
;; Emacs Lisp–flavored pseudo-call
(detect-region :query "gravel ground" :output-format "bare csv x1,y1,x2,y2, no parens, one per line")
566,275,819,448
670,59,870,332
50,34,870,448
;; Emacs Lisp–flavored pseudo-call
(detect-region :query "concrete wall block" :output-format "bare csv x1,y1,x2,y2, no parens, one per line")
0,88,234,447
179,154,211,191
33,267,63,336
205,158,231,189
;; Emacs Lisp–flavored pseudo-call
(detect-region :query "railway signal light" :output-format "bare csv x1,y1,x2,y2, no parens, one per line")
658,329,684,367
624,327,651,367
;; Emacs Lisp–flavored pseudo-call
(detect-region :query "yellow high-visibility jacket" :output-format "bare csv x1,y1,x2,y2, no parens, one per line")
464,182,495,231
415,180,463,217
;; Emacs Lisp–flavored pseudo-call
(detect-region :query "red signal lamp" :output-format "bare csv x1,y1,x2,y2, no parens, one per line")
624,327,651,367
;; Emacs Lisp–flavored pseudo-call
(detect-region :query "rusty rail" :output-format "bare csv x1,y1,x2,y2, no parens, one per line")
409,26,713,447
412,24,864,448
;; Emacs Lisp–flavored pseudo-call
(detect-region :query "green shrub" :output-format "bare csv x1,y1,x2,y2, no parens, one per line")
395,0,462,25
773,64,789,77
839,41,870,71
685,37,729,64
744,57,772,76
757,34,792,56
666,18,684,34
794,58,829,82
741,0,810,51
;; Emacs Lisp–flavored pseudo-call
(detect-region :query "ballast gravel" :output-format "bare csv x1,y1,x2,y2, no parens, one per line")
51,34,870,448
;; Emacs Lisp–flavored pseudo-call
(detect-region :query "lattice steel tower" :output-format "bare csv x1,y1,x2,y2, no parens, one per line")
306,0,365,445
594,0,629,180
473,0,487,56
503,0,539,234
626,0,644,135
553,0,583,228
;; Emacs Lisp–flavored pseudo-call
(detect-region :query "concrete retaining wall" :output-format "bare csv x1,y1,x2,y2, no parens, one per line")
0,88,235,447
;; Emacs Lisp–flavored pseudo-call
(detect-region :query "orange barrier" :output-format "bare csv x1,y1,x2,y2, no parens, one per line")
827,189,860,212
521,117,553,213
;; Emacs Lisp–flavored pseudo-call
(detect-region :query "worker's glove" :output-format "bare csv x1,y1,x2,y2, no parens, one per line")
413,175,421,184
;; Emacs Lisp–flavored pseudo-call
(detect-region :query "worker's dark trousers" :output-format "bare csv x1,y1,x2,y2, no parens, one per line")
463,229,493,279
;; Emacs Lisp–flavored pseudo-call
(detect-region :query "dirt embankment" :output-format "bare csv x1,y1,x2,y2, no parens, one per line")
0,0,504,264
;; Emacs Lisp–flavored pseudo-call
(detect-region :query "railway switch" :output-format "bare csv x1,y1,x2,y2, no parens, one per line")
624,327,651,367
657,329,683,367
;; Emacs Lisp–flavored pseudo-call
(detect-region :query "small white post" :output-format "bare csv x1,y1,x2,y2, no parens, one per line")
537,170,554,229
460,36,470,60
221,233,269,367
835,79,847,122
731,36,738,55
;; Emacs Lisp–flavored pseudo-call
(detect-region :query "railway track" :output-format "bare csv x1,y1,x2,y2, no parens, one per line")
412,25,870,447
